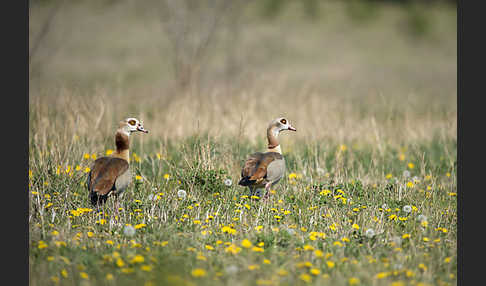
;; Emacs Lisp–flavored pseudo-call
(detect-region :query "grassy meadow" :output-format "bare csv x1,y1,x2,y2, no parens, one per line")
29,1,456,286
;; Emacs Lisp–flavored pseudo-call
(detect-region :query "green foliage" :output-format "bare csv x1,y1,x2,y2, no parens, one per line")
176,166,229,194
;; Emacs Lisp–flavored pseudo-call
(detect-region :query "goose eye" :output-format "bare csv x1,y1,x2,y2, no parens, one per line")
128,120,136,126
280,119,287,124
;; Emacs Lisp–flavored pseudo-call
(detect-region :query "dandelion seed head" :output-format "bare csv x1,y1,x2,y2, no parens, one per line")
224,179,233,187
402,205,412,213
365,228,375,238
286,228,295,235
123,225,136,237
403,170,411,178
381,203,389,209
417,214,428,222
225,265,239,275
393,263,403,270
177,190,187,199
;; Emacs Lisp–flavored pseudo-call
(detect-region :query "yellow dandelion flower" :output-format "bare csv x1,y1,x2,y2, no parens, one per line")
38,241,48,249
163,174,170,180
252,246,264,252
277,269,288,276
263,259,271,264
320,189,331,196
299,273,312,283
352,223,360,230
121,268,134,274
375,272,389,279
191,268,207,277
106,273,114,280
326,261,335,268
310,268,320,275
106,149,114,155
333,241,343,247
134,223,146,229
418,263,427,271
80,272,89,279
116,258,125,267
314,250,324,258
398,154,405,161
106,240,114,245
141,265,153,272
225,244,242,254
303,244,314,251
348,277,360,285
130,255,145,264
248,264,260,270
408,163,415,169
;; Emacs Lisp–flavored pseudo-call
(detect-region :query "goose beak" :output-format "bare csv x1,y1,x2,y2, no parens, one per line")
137,126,149,133
288,125,297,131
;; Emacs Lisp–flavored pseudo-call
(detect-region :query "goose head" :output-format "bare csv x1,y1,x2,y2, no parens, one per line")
268,117,297,136
119,118,149,136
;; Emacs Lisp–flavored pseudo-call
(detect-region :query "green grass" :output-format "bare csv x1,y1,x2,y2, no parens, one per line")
29,135,456,286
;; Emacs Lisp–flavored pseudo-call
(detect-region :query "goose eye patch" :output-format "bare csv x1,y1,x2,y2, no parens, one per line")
280,119,287,124
128,120,136,126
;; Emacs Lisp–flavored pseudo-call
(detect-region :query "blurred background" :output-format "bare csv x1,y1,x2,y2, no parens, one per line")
29,0,456,147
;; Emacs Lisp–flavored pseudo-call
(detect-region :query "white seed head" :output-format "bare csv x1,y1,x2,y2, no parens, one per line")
123,225,136,237
393,263,403,270
177,189,187,199
381,203,389,209
225,265,239,275
403,170,411,178
365,228,376,238
417,214,428,222
224,179,233,187
403,205,412,213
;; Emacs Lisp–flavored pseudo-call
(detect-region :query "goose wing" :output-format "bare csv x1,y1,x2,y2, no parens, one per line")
239,152,283,186
87,157,129,196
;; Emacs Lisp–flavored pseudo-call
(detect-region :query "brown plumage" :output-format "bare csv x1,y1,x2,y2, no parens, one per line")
239,117,296,199
87,117,148,206
87,157,130,205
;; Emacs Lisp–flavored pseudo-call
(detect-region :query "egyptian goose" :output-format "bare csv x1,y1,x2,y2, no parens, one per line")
87,118,148,206
238,117,296,199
